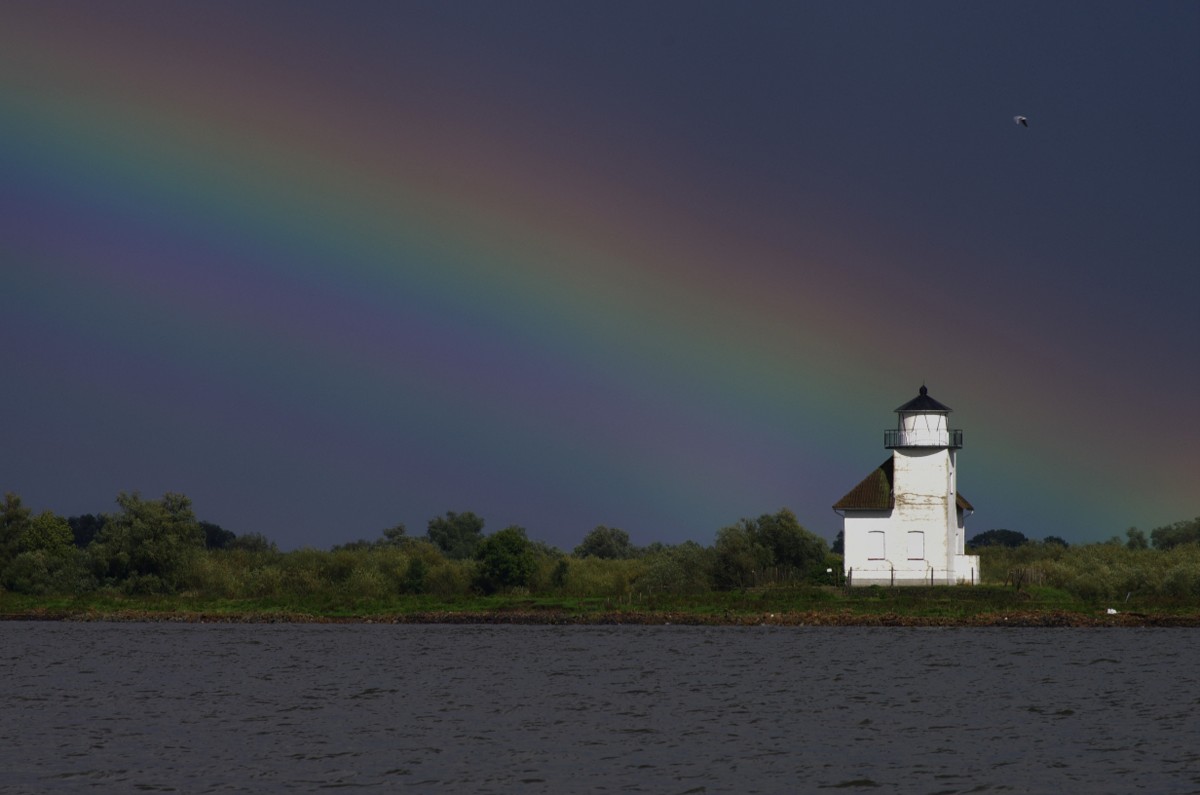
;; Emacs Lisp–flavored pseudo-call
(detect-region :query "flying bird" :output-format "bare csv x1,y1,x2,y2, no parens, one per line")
1014,115,1029,127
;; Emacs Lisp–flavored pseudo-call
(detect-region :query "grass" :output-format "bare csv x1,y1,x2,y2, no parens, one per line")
5,584,1198,626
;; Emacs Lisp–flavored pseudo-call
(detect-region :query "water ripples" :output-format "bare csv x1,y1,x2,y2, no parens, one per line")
1,624,1197,793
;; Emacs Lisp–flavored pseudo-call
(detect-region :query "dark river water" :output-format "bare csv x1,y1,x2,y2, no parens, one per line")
1,623,1197,794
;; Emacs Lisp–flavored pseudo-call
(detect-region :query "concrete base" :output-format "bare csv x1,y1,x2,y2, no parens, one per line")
845,562,980,587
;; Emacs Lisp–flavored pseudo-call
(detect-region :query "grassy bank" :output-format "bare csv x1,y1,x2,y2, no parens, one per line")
4,586,1199,626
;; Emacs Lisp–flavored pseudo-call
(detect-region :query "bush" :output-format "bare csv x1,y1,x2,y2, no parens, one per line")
1162,561,1200,597
402,557,428,594
636,542,714,595
711,509,827,590
574,526,637,559
553,556,643,597
424,561,473,597
983,540,1200,602
474,526,537,594
91,492,205,593
427,511,485,560
2,550,83,595
1150,517,1200,550
344,565,391,600
180,552,241,597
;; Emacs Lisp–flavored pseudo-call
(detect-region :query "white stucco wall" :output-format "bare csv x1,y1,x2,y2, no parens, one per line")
842,446,979,586
842,511,891,578
897,447,951,579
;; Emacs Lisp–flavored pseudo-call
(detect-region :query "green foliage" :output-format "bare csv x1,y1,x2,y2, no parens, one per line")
405,538,449,567
0,492,33,571
550,558,570,589
1,502,95,594
711,509,827,590
1125,527,1149,550
976,540,1067,582
380,524,408,547
574,526,637,559
1,549,93,595
1150,517,1200,550
753,508,827,571
4,494,1199,614
474,526,537,593
230,532,278,553
712,524,772,589
91,492,205,594
554,556,643,597
427,511,485,559
968,529,1029,549
3,551,57,594
423,560,473,597
67,514,106,548
1162,551,1200,597
403,557,428,594
201,521,236,550
335,524,412,552
20,511,74,556
637,541,714,594
978,538,1200,602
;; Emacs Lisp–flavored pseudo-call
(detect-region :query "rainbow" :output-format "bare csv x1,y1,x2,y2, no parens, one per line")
1,6,1192,546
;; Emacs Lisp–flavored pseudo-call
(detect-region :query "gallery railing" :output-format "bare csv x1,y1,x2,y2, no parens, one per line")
884,428,963,449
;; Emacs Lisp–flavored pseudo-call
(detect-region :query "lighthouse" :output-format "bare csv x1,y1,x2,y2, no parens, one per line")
833,386,980,586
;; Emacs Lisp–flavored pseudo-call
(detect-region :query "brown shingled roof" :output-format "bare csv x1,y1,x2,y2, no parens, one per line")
833,458,894,511
834,456,975,513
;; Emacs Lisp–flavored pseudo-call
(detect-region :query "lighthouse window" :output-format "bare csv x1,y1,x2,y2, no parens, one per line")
867,531,885,560
907,531,925,560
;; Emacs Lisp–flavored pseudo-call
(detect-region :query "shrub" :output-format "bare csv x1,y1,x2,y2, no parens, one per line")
180,552,241,597
91,492,205,593
712,509,827,589
2,551,59,595
636,542,714,594
424,561,472,597
402,557,428,594
1162,562,1200,597
474,526,537,594
555,557,642,597
574,526,637,559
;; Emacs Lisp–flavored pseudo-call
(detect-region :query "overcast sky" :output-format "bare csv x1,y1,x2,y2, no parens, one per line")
2,1,1197,550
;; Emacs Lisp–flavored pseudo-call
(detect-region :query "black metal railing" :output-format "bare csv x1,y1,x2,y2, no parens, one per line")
884,428,963,449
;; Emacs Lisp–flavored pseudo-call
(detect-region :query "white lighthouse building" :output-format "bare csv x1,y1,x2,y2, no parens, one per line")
833,386,980,586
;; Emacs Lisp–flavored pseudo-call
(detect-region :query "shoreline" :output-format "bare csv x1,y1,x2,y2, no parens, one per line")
4,608,1199,627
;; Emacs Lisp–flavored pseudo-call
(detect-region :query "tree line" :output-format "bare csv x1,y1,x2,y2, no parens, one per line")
3,490,1197,602
964,520,1200,552
962,520,1200,600
0,491,833,598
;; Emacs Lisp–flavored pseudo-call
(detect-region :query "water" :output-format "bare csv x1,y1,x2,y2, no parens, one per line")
1,623,1197,794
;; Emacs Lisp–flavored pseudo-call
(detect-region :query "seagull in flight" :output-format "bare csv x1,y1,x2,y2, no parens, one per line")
1014,115,1029,127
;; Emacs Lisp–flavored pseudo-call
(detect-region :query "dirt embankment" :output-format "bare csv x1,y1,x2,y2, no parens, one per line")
5,608,1199,627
